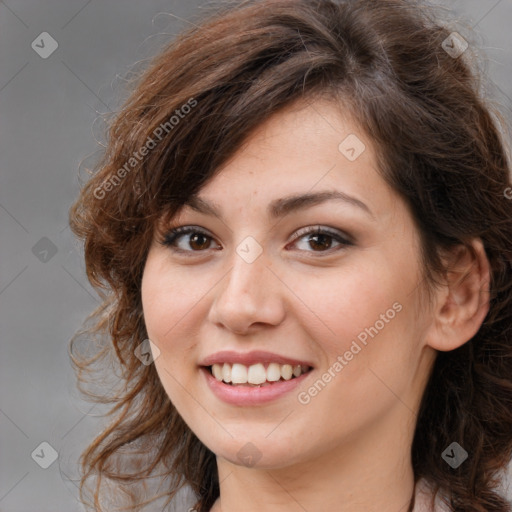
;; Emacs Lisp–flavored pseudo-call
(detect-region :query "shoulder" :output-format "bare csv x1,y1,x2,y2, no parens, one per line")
413,478,451,512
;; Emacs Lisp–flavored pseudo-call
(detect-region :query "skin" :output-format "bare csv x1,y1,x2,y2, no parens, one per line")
141,98,490,512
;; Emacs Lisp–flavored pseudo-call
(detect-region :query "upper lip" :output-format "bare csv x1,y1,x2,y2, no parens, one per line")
199,350,314,368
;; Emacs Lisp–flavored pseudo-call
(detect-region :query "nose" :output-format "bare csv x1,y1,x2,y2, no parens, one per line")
207,248,286,335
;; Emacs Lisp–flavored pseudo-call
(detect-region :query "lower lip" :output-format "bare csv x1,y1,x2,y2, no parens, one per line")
200,367,312,406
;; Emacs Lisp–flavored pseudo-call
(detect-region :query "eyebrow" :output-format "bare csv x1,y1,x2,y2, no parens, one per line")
183,190,374,220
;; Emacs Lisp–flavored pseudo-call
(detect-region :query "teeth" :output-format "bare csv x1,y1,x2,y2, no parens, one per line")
266,363,281,382
247,363,267,384
281,364,293,380
212,364,223,381
222,363,231,383
231,363,247,384
210,362,310,385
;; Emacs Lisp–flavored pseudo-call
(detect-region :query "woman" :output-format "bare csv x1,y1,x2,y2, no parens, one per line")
68,0,512,511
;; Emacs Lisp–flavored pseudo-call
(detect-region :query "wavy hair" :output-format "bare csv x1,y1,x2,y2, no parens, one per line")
68,0,512,511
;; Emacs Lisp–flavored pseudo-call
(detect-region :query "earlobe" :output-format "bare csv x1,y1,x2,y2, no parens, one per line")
426,239,491,352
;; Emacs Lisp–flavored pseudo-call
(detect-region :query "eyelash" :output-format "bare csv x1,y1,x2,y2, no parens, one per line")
159,225,354,257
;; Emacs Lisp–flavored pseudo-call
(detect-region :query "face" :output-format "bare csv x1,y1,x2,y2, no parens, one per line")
141,97,436,471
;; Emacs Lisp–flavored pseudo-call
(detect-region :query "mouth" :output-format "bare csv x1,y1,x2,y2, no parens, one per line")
204,362,313,387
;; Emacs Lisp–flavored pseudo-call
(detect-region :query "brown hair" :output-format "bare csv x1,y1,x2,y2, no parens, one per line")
68,0,512,511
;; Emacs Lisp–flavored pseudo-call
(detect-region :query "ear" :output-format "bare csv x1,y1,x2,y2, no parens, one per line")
425,238,491,352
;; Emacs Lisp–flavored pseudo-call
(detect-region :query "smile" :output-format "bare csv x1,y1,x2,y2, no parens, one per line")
209,362,312,386
201,365,313,406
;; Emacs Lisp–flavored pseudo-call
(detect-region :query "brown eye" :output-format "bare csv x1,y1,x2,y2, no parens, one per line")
290,226,353,254
188,232,212,250
306,232,335,251
160,225,353,257
160,226,218,253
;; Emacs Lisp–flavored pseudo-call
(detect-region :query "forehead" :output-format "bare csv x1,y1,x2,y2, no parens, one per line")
192,98,398,222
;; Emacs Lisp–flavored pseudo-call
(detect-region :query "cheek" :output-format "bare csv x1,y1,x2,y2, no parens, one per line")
291,255,421,401
141,257,196,397
141,253,204,345
291,263,403,352
140,285,195,415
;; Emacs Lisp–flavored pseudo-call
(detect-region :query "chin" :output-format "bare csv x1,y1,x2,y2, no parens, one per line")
204,435,306,470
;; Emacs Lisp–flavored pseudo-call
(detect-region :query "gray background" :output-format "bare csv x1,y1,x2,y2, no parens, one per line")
1,1,511,511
